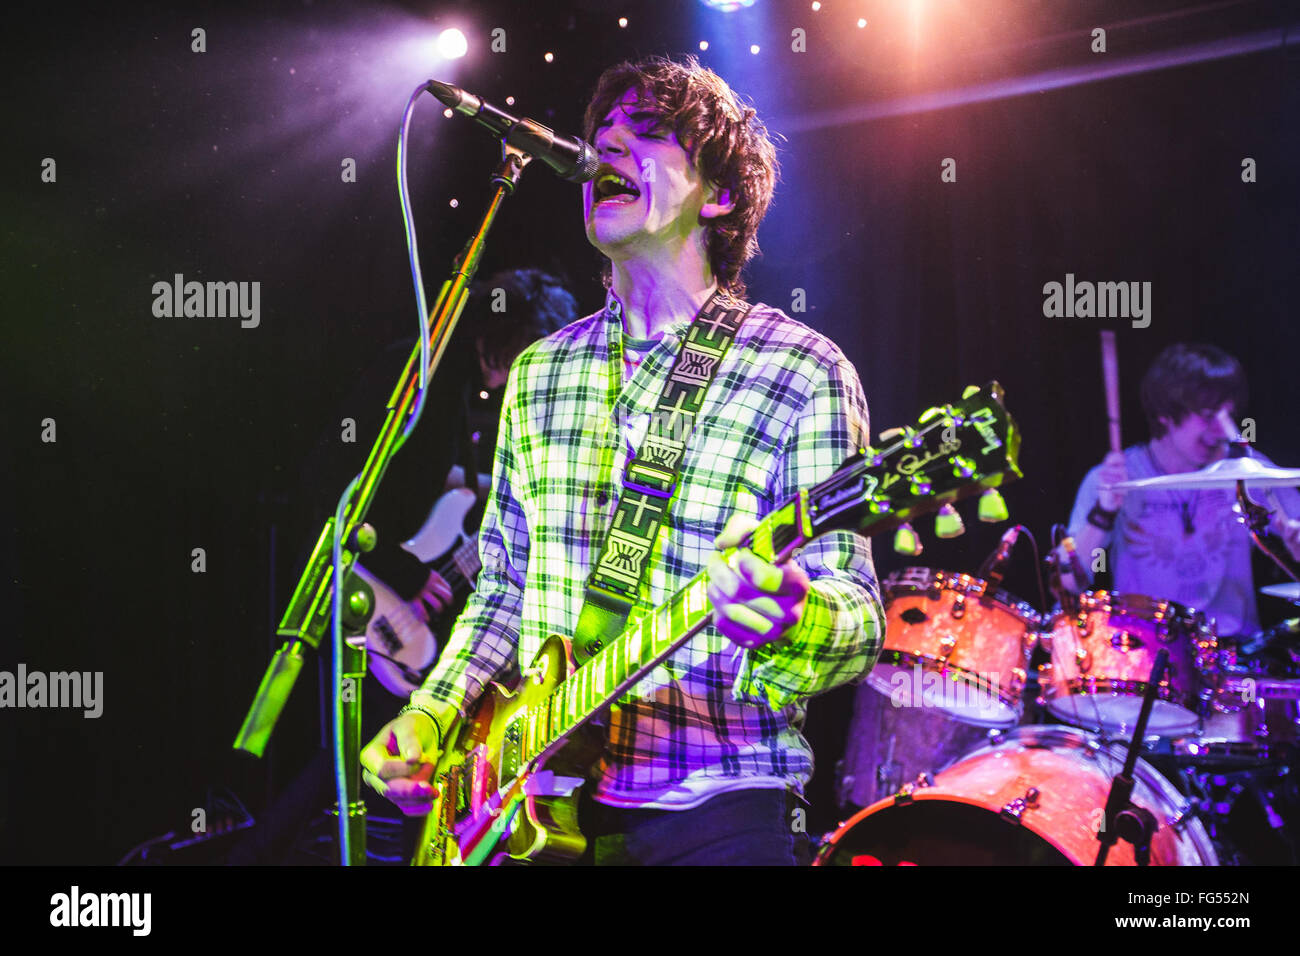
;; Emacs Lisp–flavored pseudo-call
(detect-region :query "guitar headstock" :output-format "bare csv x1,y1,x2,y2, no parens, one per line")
806,382,1021,542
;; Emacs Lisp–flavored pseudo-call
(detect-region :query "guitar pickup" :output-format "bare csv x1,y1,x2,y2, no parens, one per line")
501,716,525,780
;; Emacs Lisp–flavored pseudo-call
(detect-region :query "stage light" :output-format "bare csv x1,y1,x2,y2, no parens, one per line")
857,17,867,28
811,1,821,9
449,198,459,208
443,108,453,118
436,28,467,60
699,40,709,50
618,17,628,28
506,96,515,105
750,44,760,54
544,52,554,62
699,0,756,11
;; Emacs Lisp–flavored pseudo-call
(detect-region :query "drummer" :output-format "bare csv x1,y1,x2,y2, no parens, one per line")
1060,343,1300,638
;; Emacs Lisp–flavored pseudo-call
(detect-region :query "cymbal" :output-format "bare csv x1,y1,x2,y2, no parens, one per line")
1111,457,1300,491
1261,582,1300,602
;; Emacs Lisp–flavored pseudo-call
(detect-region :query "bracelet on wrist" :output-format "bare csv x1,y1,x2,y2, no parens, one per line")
1087,502,1118,531
399,702,445,747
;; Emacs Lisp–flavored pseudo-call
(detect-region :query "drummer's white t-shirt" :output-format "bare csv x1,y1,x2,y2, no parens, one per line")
1068,445,1300,637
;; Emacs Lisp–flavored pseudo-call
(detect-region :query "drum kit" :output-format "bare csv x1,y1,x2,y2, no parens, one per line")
820,456,1300,866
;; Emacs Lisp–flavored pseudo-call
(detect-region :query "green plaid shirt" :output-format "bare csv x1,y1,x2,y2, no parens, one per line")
415,291,882,807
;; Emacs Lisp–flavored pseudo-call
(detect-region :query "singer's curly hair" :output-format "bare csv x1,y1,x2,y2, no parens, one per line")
583,56,779,297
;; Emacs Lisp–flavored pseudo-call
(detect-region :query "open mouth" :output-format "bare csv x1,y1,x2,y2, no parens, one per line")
592,170,641,206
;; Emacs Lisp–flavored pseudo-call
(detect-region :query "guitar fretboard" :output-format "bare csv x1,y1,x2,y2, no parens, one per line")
514,494,805,765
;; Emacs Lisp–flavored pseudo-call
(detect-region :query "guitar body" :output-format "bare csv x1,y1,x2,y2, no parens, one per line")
413,636,602,866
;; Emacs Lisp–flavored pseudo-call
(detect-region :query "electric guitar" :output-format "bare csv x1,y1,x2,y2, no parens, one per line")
412,383,1022,865
356,487,482,696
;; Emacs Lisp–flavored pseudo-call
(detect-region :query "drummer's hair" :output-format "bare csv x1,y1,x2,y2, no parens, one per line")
1140,343,1248,438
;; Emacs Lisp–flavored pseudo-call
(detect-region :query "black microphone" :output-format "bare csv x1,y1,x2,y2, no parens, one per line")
427,80,599,183
977,526,1021,587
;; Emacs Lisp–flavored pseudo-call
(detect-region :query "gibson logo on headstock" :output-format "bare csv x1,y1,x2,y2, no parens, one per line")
897,437,961,476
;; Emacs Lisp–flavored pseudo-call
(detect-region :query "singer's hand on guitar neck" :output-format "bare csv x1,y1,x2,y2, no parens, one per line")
706,515,810,650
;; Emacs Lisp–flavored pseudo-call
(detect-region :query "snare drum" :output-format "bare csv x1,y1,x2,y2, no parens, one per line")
866,568,1038,728
815,726,1218,866
1040,591,1218,736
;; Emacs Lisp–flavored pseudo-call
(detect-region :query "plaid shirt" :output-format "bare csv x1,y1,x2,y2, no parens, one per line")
414,291,882,807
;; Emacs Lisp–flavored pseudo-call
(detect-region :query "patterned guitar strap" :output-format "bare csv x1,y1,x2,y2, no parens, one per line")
573,289,752,666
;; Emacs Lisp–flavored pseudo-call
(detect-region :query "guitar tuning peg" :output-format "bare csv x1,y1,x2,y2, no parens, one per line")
909,475,933,496
951,456,976,479
934,503,964,539
962,384,980,399
894,523,923,556
918,406,943,423
978,488,1009,523
878,427,904,443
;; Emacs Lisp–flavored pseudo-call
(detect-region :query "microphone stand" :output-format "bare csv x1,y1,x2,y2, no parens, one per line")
233,142,535,865
1095,648,1168,866
1229,440,1300,584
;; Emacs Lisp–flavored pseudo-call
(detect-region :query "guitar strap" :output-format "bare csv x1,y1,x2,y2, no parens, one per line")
573,289,752,665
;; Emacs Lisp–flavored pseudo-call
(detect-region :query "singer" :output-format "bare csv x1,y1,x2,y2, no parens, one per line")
361,55,883,865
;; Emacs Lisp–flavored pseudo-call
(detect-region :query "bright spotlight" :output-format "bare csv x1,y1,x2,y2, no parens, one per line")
857,18,867,28
436,28,468,60
699,40,709,50
544,52,554,63
699,0,756,11
811,1,821,9
618,17,628,28
750,44,760,54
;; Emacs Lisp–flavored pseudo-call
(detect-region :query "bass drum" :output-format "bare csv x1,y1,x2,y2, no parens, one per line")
815,726,1218,866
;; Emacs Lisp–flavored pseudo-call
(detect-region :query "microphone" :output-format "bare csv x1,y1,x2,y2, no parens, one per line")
977,526,1021,588
427,80,599,184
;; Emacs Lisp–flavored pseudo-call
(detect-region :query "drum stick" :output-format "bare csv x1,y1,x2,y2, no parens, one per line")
1100,331,1121,453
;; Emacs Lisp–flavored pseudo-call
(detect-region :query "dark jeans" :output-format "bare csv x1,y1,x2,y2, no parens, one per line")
576,787,812,866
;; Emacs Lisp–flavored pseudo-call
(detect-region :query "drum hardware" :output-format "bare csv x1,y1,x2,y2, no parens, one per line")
1111,631,1142,651
894,773,934,806
1095,648,1168,866
1000,788,1040,822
